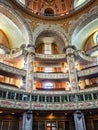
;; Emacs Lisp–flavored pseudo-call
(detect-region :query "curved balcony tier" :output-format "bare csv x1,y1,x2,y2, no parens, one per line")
78,65,98,78
0,62,26,78
35,53,66,62
34,72,68,80
0,83,98,110
0,50,23,60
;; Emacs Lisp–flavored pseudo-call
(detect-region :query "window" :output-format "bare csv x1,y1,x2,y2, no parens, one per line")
44,8,54,16
44,82,54,89
44,44,52,54
96,34,98,43
19,0,25,4
74,0,87,8
45,67,53,72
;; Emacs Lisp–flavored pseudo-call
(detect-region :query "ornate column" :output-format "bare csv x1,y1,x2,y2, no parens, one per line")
23,44,35,92
22,111,33,130
74,111,86,130
64,46,79,92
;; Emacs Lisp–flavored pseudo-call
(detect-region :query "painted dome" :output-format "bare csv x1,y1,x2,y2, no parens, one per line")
16,0,90,16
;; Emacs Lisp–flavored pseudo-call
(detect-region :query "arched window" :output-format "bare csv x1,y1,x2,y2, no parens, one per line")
96,34,98,44
74,0,87,8
19,0,25,4
44,8,54,16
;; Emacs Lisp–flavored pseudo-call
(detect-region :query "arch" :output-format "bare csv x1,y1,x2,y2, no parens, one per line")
74,0,87,8
0,29,10,47
0,1,33,48
71,6,98,50
44,8,54,15
33,24,68,53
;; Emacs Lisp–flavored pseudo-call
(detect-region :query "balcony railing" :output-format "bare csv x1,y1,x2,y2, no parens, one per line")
0,62,26,77
78,65,98,78
34,72,68,80
35,53,65,61
0,83,98,110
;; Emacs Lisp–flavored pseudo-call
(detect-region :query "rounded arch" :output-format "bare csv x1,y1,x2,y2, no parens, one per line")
33,24,68,53
71,6,98,50
0,29,10,47
0,1,33,48
74,0,87,8
44,8,54,15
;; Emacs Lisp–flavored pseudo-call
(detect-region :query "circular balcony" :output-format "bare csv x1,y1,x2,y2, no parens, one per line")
0,83,98,110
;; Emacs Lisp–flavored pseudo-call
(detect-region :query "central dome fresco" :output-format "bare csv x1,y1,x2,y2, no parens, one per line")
16,0,89,16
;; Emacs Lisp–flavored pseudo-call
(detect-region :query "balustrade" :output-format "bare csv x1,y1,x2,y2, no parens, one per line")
0,62,26,77
34,72,68,80
35,53,65,60
78,65,98,77
0,83,98,110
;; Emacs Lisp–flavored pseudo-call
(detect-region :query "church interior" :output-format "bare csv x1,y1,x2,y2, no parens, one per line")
0,0,98,130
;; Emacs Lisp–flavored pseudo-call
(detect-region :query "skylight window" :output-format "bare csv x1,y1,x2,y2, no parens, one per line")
44,44,52,54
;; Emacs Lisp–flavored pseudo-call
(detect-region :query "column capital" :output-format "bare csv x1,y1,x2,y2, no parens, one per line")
27,44,35,54
23,44,35,57
63,45,77,53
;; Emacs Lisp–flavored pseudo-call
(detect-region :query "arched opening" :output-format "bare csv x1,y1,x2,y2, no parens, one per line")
44,8,54,16
0,29,9,48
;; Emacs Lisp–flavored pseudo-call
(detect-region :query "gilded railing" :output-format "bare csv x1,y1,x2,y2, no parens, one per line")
0,62,26,77
34,72,68,80
0,83,98,110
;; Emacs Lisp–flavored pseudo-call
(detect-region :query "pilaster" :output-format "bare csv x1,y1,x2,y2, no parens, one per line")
64,46,79,92
23,44,35,92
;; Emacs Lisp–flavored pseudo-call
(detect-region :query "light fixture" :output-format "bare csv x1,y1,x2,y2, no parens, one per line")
11,113,15,115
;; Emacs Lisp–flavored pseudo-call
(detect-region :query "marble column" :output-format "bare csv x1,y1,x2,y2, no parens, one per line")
23,44,35,92
74,111,86,130
64,46,79,92
22,111,33,130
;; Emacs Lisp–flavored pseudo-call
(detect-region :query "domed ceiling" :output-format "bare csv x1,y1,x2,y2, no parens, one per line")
17,0,89,16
